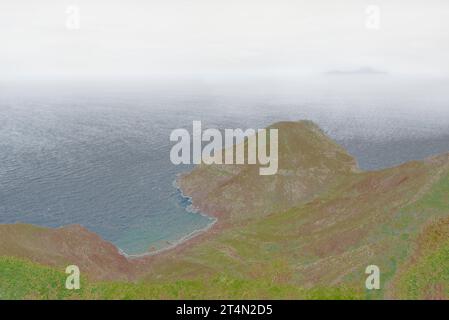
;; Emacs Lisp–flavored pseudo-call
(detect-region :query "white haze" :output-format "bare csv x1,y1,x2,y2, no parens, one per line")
1,0,449,82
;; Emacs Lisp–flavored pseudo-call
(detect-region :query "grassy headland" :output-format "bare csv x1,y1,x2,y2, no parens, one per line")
1,121,448,299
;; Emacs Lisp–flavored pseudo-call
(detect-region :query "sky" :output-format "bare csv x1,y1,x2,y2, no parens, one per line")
1,0,449,82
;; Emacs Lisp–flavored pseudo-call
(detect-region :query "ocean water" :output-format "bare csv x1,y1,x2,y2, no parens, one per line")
1,76,449,255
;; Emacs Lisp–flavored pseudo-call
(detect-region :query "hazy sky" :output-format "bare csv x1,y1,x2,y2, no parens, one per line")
1,0,449,82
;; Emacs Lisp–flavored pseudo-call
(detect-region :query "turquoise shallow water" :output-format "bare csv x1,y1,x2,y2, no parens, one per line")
1,78,449,254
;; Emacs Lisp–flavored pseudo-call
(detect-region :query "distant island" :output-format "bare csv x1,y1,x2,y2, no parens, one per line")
326,67,388,75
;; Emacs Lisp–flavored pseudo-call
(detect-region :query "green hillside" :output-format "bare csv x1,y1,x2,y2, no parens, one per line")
0,257,361,299
1,121,448,299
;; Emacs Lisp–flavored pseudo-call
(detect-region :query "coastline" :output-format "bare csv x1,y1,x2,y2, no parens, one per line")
0,171,220,269
122,175,218,259
1,119,449,284
0,172,221,280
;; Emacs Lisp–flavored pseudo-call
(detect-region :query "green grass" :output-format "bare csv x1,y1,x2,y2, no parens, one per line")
406,172,449,213
0,256,362,300
396,239,449,299
97,276,362,300
0,256,92,299
392,173,449,299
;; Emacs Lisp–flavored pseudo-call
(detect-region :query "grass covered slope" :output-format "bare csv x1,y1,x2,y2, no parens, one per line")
392,217,449,299
0,256,362,299
0,224,136,281
0,256,91,299
143,159,449,298
1,120,449,299
150,121,449,298
391,170,449,299
177,121,358,222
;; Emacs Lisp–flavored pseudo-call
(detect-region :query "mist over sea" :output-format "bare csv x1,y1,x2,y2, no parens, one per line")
1,76,449,254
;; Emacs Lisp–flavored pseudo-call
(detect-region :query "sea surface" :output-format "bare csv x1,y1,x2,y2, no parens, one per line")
1,76,449,254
